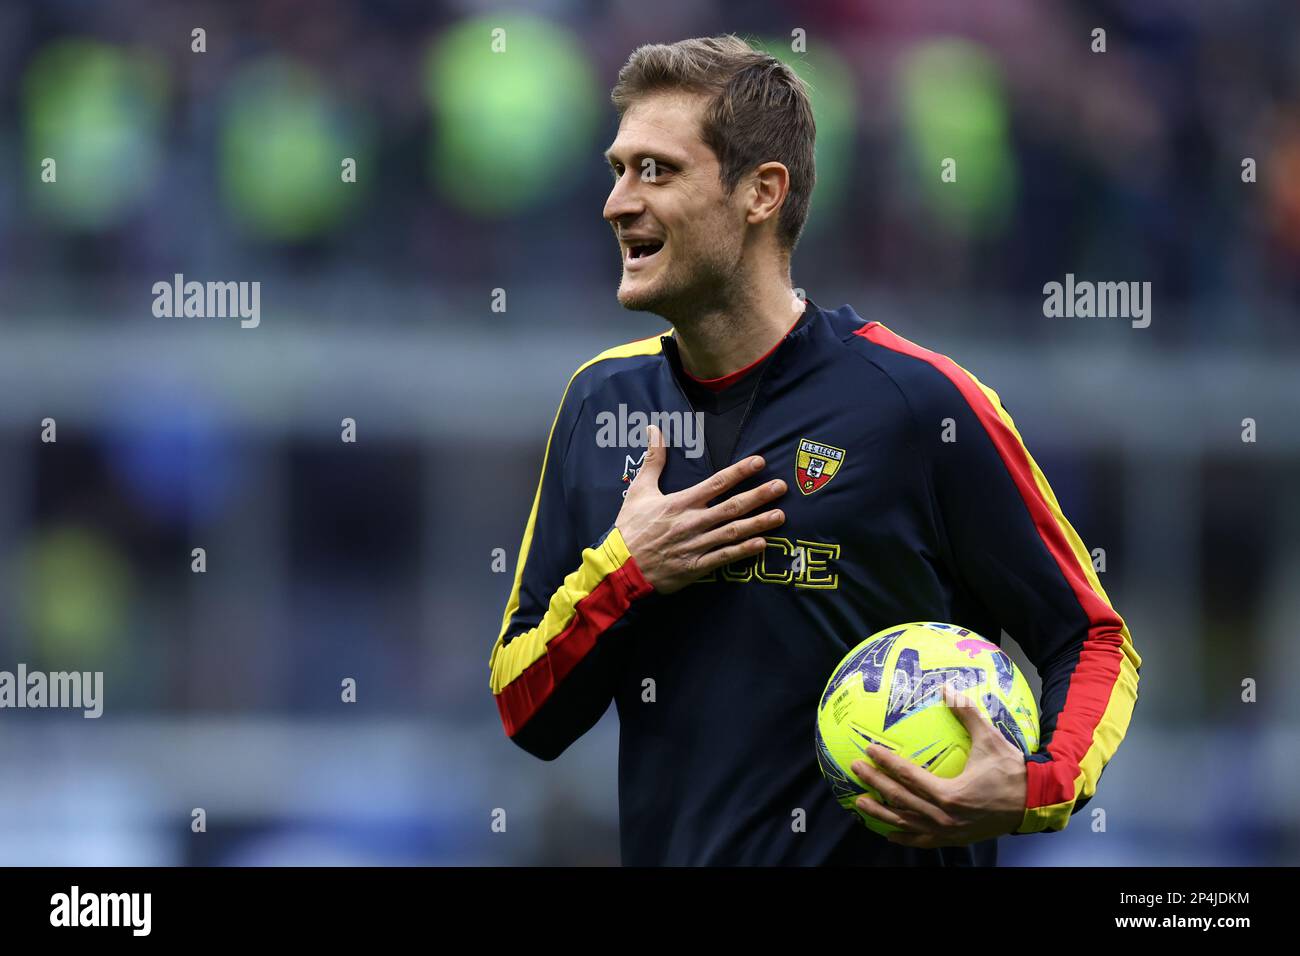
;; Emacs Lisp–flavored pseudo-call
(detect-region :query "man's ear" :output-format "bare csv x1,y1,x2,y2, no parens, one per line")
746,161,791,228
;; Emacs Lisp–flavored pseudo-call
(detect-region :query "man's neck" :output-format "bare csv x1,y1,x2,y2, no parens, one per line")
671,269,806,381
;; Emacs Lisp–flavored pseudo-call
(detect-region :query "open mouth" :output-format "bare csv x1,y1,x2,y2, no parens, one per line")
625,240,665,265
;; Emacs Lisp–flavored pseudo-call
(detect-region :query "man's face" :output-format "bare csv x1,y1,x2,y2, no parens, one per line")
603,92,748,316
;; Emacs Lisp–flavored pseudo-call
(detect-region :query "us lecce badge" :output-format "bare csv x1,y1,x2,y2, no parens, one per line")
795,438,846,495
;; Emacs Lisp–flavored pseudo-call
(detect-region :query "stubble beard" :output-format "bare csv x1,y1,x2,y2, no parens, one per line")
616,233,744,328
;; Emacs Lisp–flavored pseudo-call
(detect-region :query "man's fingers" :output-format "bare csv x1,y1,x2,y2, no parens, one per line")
942,685,998,742
853,793,923,833
699,478,786,529
629,424,667,493
866,746,948,808
697,510,785,552
682,454,767,505
852,759,949,827
691,536,768,575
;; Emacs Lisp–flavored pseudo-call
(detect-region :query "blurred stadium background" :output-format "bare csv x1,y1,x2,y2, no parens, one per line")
0,0,1297,865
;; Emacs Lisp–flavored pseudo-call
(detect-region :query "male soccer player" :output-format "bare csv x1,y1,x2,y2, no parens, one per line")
489,35,1141,865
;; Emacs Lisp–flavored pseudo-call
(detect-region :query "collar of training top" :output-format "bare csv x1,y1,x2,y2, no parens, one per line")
660,297,824,386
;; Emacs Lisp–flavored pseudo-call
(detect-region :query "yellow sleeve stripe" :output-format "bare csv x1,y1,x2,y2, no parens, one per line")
951,364,1141,831
489,528,640,697
490,332,666,680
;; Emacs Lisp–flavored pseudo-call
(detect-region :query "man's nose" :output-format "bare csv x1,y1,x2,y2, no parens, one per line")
603,172,644,224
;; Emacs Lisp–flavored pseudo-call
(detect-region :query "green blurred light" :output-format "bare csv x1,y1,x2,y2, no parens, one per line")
22,39,168,231
220,58,369,240
754,39,858,241
424,16,599,215
898,39,1016,235
20,526,132,667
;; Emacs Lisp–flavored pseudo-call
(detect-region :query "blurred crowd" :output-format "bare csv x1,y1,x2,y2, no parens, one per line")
1,0,1297,341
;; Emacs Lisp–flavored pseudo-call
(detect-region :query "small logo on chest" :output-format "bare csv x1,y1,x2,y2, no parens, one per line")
620,452,646,497
795,438,845,495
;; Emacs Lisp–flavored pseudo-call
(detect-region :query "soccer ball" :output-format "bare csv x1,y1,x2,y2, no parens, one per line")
814,621,1040,836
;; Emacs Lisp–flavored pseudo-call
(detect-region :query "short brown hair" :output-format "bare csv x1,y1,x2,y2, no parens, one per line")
610,35,817,253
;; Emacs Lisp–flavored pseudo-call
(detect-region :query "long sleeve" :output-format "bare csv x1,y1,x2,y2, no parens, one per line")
869,325,1142,835
489,372,654,760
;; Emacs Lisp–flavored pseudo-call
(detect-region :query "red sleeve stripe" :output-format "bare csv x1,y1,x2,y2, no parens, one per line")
856,322,1141,825
495,550,652,738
